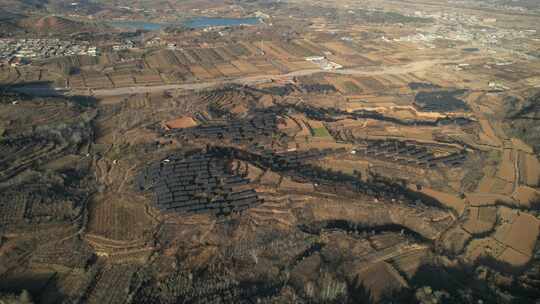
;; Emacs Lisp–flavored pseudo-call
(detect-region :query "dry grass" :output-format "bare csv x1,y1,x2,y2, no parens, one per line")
188,65,213,79
497,149,515,183
415,187,465,215
512,186,540,207
494,209,540,258
462,207,496,234
87,194,153,241
520,152,540,187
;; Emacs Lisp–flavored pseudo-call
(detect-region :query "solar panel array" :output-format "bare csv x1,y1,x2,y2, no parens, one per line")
137,153,261,215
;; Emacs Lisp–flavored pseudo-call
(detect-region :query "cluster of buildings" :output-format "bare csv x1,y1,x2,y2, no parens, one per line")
305,56,343,70
399,25,530,47
447,0,536,13
0,38,98,66
112,40,136,51
394,11,537,54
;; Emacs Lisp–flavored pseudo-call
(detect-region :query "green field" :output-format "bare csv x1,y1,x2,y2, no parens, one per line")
312,126,331,137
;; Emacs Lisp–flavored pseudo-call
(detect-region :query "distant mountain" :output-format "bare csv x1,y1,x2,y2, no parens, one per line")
0,20,24,36
501,0,540,9
0,8,25,21
46,0,105,15
474,0,540,10
17,15,97,35
0,0,48,13
0,8,26,37
0,0,104,17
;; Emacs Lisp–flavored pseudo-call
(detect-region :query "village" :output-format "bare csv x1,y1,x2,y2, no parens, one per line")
0,38,98,66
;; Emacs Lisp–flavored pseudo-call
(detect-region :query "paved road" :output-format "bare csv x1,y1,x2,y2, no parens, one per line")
11,58,472,98
76,59,450,97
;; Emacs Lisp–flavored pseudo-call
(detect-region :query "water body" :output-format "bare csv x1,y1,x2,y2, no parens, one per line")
184,17,261,28
109,20,167,31
109,17,261,31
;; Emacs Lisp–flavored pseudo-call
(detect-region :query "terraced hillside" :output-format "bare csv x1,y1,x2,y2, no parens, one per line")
1,0,540,302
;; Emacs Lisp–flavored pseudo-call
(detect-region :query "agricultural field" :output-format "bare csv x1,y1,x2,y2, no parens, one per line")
86,194,154,242
2,0,540,303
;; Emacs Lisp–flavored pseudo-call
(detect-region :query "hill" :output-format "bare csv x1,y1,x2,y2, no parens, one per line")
0,20,24,37
504,90,540,155
0,8,26,37
17,15,96,35
0,0,47,13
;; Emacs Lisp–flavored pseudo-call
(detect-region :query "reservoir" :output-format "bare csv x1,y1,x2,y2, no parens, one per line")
184,17,261,28
109,21,166,31
109,17,261,31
